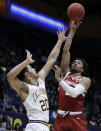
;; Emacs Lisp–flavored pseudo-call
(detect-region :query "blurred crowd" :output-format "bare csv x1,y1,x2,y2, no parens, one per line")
0,17,101,130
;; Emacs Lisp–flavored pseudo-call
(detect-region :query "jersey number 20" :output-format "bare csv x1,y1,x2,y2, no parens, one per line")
40,99,49,111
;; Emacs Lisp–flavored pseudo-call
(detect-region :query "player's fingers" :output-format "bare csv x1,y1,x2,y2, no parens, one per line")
52,66,56,71
54,65,60,69
26,50,30,55
26,49,30,53
72,21,75,25
57,30,59,36
62,27,64,33
25,49,28,53
54,65,61,72
65,36,68,40
77,21,80,24
53,65,60,73
63,27,66,34
77,20,81,25
58,28,61,34
32,60,35,63
64,27,67,33
54,65,58,69
26,50,30,56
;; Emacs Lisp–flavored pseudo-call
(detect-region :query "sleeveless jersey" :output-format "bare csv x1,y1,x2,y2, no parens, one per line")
23,78,49,122
58,72,85,112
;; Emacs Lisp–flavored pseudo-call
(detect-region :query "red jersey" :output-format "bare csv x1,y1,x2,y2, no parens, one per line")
58,72,85,112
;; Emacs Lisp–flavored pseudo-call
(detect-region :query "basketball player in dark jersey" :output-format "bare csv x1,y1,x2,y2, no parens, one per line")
53,21,91,131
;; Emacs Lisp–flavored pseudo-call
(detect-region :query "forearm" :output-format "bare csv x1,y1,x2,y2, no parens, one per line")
47,40,62,61
59,80,85,98
7,60,29,79
63,29,76,51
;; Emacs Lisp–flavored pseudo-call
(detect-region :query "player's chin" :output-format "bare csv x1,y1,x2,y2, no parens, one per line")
71,68,77,73
35,73,38,78
31,72,37,78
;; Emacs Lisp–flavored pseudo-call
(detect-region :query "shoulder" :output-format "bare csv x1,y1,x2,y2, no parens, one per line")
37,71,45,81
80,77,91,91
81,76,91,83
38,77,45,84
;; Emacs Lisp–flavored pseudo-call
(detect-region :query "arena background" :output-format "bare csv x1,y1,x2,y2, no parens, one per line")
0,0,101,130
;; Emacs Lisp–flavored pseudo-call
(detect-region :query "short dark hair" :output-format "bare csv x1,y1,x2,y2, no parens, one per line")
17,67,28,81
71,58,88,76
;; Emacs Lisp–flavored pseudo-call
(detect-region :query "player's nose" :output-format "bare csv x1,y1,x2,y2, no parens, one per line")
74,63,78,66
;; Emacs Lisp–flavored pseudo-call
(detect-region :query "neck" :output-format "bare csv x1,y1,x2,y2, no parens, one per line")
30,79,38,86
71,72,81,78
25,78,38,86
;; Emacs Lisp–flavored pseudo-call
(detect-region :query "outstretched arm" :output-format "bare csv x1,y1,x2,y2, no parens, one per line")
61,21,81,76
7,50,34,93
38,28,67,81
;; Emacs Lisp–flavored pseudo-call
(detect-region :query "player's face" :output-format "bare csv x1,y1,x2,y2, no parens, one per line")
71,60,84,73
25,65,38,78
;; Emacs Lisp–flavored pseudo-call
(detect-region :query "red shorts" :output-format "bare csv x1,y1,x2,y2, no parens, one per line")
54,113,88,131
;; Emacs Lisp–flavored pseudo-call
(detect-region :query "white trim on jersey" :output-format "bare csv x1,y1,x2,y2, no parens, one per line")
58,72,70,91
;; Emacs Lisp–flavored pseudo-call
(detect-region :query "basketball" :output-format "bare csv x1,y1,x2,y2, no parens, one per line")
67,3,85,21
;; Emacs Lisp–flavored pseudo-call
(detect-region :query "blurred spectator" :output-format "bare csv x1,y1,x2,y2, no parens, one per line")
0,66,6,85
5,116,12,130
0,98,3,111
18,106,23,114
2,98,11,111
0,114,6,131
11,105,18,113
89,115,97,126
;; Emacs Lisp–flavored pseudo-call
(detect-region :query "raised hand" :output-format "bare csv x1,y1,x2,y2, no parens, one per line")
72,20,82,31
57,28,68,43
26,50,35,64
52,65,62,83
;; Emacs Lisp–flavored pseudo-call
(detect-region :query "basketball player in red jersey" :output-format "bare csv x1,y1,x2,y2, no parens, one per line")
53,21,91,131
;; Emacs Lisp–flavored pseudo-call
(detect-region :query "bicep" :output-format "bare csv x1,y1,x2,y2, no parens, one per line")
61,50,70,74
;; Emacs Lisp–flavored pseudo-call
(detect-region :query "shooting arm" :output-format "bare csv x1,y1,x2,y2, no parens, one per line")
61,21,81,75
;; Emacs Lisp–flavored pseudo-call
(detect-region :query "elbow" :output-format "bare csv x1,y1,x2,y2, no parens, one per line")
7,73,10,81
7,72,12,82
